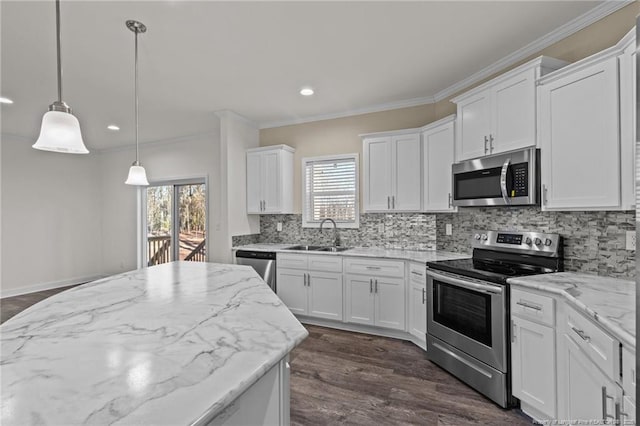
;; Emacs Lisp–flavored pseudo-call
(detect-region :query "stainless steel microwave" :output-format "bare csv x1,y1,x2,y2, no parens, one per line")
451,147,539,207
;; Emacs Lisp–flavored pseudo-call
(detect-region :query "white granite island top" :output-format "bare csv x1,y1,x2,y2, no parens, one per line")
1,261,308,425
507,272,635,349
233,243,469,264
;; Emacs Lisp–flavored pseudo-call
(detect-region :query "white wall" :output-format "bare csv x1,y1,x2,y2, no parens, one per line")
1,134,104,297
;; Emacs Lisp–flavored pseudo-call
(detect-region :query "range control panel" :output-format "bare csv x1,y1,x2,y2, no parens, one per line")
471,230,561,257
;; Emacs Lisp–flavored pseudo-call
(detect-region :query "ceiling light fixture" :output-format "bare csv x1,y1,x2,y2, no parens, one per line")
124,20,149,186
107,124,120,131
33,0,88,154
300,87,314,96
0,97,14,104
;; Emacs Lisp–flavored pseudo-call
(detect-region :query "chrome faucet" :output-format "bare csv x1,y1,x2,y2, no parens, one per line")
320,218,341,247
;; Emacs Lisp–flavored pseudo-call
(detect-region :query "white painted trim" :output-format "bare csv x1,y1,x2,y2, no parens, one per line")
259,1,633,129
246,144,295,154
214,110,259,128
1,274,107,299
419,114,456,133
359,127,422,139
295,315,412,342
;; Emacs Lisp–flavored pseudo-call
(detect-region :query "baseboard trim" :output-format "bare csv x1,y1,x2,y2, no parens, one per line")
1,274,106,299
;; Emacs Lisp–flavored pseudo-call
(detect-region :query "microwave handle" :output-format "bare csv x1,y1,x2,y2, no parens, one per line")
500,158,511,205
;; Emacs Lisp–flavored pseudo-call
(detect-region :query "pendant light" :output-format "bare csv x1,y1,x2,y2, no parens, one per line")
33,0,89,154
124,20,149,186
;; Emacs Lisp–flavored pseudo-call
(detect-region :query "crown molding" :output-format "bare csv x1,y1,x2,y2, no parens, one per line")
215,110,259,128
259,0,633,129
259,94,436,130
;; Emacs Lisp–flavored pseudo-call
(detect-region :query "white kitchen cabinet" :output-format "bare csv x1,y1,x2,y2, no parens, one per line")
421,115,456,212
246,145,294,214
362,130,422,212
511,316,556,418
408,263,427,349
621,395,636,423
560,334,619,422
276,254,343,321
538,55,620,211
452,56,566,161
618,29,636,210
344,257,406,331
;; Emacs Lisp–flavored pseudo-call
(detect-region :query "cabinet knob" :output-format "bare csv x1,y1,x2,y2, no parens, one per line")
534,238,542,245
544,238,553,246
525,237,532,245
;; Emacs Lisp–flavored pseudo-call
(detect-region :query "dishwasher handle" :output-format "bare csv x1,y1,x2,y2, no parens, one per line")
235,250,276,260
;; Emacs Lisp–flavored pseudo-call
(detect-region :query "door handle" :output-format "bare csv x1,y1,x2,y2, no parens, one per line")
392,196,395,209
375,279,378,293
303,273,307,286
571,326,591,342
422,287,426,304
369,278,373,293
387,196,391,209
489,134,494,152
500,158,511,205
307,273,311,287
483,136,488,154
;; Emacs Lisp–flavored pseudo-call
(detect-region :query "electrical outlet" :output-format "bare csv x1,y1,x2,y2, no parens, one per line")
446,224,453,236
378,223,384,233
276,222,283,232
626,231,636,251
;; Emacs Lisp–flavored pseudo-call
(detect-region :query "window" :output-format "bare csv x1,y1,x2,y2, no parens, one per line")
302,154,359,228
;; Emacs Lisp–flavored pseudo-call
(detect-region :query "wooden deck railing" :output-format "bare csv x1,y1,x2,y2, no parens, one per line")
185,239,206,262
148,235,171,266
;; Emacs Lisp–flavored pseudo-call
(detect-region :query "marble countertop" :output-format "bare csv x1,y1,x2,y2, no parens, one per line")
232,243,469,264
508,272,635,349
1,262,308,425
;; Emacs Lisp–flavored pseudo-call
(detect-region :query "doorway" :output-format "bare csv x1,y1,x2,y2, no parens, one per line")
144,179,207,266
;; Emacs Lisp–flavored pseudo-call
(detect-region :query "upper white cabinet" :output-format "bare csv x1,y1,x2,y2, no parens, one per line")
538,30,635,211
362,130,422,212
452,56,567,161
421,115,457,212
246,145,295,214
618,30,636,210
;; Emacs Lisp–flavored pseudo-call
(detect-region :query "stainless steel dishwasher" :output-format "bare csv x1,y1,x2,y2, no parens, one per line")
235,250,277,292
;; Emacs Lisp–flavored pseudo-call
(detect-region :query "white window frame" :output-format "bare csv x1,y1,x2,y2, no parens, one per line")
302,154,359,229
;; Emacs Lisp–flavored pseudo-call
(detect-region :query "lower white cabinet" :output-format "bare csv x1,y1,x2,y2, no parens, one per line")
345,274,405,331
277,269,307,315
560,334,619,422
408,264,427,348
511,316,556,418
621,395,636,423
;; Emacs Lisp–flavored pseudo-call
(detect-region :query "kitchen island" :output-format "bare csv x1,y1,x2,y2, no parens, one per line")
1,261,308,425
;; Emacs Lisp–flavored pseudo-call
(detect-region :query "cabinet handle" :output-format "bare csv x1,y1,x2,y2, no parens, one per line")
484,136,489,154
516,301,542,311
542,185,548,206
366,266,381,270
511,320,516,343
602,387,615,421
422,287,426,304
263,200,266,211
387,196,391,209
307,273,311,287
375,279,378,294
303,273,307,286
571,326,591,342
392,196,395,209
448,193,452,208
411,270,423,277
489,134,494,152
369,278,373,293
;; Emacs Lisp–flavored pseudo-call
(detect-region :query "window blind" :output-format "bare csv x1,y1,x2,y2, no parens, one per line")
304,157,357,224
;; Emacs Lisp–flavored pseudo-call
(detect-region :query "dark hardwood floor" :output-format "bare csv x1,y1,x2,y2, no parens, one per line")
2,287,532,425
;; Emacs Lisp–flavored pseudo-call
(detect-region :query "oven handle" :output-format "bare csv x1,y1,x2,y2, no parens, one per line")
427,270,503,295
500,158,511,205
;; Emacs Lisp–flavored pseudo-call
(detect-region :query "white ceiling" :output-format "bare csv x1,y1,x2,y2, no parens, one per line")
1,1,613,150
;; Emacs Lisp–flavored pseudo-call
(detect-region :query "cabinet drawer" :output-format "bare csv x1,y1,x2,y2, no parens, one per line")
409,263,426,284
511,288,555,327
276,253,308,270
565,304,619,381
344,257,405,278
307,255,343,273
622,346,636,399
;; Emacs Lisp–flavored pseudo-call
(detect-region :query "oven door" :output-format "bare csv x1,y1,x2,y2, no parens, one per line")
427,269,507,372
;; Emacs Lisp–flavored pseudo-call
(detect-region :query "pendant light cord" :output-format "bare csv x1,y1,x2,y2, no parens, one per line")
55,0,63,103
135,28,139,164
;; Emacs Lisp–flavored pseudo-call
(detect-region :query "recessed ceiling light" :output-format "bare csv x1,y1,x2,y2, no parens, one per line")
0,97,14,104
300,87,314,96
107,124,120,131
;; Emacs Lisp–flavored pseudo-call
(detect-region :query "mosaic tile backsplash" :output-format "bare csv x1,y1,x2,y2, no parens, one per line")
232,208,635,279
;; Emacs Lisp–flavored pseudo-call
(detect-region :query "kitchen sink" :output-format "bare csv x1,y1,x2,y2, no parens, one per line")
285,245,351,252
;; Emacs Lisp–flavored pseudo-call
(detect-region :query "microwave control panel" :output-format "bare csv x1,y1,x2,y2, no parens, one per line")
511,162,528,197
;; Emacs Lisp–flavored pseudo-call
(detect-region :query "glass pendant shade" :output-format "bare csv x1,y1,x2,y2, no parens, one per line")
125,163,149,186
33,110,89,154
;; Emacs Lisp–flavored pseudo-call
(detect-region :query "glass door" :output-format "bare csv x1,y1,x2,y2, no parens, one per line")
145,180,207,266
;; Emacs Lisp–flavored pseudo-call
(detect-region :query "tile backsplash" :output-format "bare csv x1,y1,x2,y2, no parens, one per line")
232,208,635,279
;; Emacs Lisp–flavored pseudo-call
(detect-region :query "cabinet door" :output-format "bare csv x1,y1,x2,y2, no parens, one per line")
622,395,636,423
276,268,307,315
261,150,281,213
423,122,456,212
561,334,618,422
246,152,262,214
619,43,636,210
455,91,491,161
409,280,426,341
307,271,343,321
391,133,422,211
363,137,393,211
344,275,375,325
511,317,556,418
374,276,405,331
539,57,620,210
491,68,536,154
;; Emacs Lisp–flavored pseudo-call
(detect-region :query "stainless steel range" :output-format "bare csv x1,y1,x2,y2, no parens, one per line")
426,230,562,408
